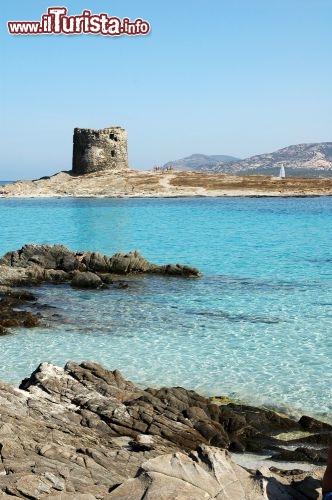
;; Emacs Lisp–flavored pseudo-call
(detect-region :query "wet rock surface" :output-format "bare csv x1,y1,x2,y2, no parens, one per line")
0,361,328,498
0,287,40,335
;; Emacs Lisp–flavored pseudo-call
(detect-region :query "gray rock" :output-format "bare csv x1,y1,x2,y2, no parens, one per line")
46,495,96,500
106,445,279,499
0,361,325,498
0,244,79,272
82,252,110,273
108,251,154,274
0,264,44,286
159,263,200,277
71,271,104,289
44,270,71,283
0,245,201,288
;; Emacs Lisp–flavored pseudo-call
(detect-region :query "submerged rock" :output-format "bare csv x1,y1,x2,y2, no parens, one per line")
1,289,37,301
0,324,10,335
0,290,40,335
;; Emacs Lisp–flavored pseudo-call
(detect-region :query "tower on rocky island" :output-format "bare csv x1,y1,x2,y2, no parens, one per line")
72,127,128,175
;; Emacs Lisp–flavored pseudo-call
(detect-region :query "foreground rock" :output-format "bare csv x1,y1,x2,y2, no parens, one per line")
0,361,328,498
107,446,276,499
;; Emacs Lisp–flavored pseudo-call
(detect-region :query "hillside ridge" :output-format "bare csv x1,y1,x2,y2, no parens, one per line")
164,142,332,177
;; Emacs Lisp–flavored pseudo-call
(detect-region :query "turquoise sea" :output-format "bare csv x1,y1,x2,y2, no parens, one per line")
0,197,331,420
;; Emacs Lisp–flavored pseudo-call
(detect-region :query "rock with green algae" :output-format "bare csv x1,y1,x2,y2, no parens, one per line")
210,395,238,405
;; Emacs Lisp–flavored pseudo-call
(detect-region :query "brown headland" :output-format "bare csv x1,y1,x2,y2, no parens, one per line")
2,169,332,198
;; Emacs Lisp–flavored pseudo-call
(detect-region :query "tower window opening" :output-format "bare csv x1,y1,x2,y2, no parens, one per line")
111,150,116,158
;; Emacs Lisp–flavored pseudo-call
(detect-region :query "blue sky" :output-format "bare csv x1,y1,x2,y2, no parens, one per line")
1,0,332,179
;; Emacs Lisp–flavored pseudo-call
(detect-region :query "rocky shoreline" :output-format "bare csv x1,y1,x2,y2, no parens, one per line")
0,244,331,498
0,360,328,499
1,169,332,198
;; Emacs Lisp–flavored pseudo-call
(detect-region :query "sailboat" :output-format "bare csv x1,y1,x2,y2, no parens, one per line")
279,164,286,179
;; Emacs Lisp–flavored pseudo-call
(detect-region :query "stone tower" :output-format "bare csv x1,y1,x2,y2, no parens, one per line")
72,127,128,175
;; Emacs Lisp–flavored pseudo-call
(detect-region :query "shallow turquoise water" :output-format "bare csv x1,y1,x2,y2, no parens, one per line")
0,197,331,419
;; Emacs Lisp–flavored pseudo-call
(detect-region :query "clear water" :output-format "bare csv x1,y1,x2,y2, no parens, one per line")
0,197,331,420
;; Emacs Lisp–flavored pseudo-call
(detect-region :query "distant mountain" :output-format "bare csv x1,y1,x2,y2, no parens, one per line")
163,153,239,172
164,143,332,177
213,143,332,177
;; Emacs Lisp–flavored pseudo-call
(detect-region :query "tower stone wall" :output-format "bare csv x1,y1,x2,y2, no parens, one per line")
72,127,128,175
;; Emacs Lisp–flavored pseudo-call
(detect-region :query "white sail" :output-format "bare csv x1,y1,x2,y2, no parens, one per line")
279,164,285,178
